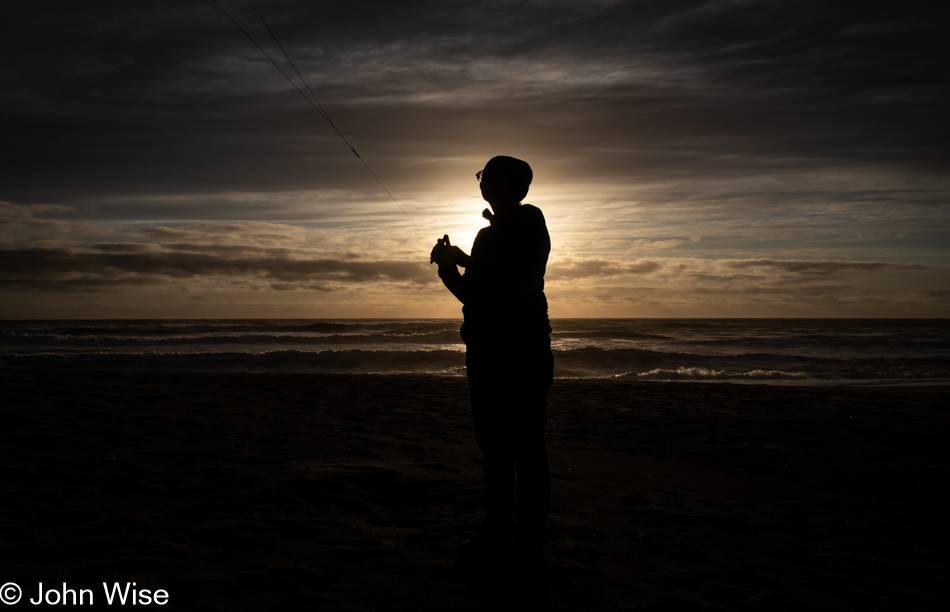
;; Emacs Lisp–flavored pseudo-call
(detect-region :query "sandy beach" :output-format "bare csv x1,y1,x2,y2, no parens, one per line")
1,370,947,610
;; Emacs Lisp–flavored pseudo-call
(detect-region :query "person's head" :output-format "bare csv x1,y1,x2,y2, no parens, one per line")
477,156,532,214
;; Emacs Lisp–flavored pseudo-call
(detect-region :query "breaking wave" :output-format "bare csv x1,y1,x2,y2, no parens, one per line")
1,319,947,384
625,367,810,381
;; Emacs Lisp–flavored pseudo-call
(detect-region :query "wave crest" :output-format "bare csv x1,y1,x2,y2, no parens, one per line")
625,367,810,381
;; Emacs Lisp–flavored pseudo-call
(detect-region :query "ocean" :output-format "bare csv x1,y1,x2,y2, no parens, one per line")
1,319,948,386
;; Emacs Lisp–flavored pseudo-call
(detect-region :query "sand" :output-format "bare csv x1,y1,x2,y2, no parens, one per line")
1,370,947,610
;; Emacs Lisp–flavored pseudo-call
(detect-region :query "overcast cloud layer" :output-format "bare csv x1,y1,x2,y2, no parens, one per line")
1,0,947,317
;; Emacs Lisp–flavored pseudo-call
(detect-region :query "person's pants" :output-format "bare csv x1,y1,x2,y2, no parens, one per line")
465,339,553,544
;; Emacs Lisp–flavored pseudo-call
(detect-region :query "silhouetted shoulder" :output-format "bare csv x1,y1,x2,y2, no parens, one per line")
516,205,547,241
519,204,545,222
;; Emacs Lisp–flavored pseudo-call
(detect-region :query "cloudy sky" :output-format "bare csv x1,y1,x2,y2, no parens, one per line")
1,0,947,318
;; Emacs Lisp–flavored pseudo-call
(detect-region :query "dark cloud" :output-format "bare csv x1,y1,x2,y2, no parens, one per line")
139,227,192,240
724,258,926,276
0,202,74,232
139,222,308,245
691,283,856,297
920,287,950,302
1,1,945,208
685,272,759,284
0,245,430,291
91,243,161,253
547,258,661,280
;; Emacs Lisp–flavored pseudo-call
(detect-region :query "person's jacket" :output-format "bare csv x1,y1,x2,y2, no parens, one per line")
438,204,551,347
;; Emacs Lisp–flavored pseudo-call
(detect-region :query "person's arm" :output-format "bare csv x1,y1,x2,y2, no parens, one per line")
438,262,470,304
431,235,472,304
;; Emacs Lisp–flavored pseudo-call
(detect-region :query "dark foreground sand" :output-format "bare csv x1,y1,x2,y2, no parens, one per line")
1,371,947,611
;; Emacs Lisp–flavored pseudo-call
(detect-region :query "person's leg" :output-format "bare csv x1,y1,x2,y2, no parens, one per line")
467,347,516,540
514,345,553,548
480,448,516,538
514,428,549,546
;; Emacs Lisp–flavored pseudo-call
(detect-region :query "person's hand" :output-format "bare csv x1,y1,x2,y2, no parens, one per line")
429,235,446,265
430,235,468,266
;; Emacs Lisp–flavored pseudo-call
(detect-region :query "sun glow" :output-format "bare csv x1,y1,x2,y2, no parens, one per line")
421,189,490,254
451,212,490,254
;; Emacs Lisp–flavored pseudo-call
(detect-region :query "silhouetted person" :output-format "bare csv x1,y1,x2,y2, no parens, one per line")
430,156,553,569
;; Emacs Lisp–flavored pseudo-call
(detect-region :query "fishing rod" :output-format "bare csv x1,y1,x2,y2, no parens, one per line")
209,0,432,248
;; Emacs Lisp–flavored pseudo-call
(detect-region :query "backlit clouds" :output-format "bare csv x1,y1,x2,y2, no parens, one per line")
0,1,947,316
723,259,926,276
547,259,662,281
0,202,74,234
140,222,309,247
0,244,431,291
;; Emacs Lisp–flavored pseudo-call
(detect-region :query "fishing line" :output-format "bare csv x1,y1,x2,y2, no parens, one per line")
209,0,431,247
